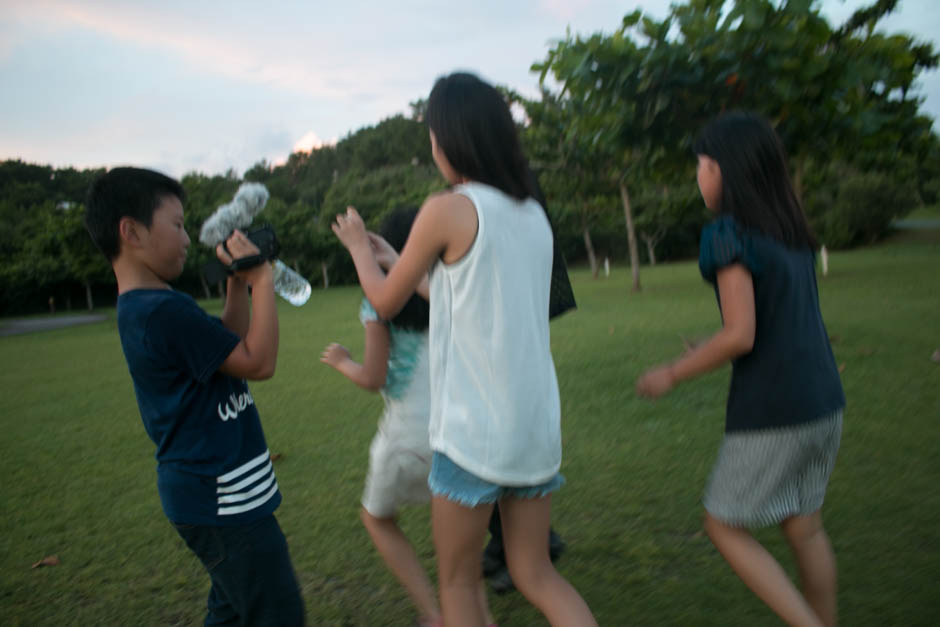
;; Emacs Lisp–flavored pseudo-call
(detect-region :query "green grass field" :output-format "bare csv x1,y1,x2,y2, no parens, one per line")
2,234,939,626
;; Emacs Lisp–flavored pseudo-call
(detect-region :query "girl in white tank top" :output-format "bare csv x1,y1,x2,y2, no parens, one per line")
332,72,595,627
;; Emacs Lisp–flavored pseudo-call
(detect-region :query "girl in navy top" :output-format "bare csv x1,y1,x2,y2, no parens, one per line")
637,112,844,627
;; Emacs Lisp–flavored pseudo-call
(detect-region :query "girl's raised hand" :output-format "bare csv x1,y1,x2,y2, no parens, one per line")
332,207,369,252
320,342,352,368
636,365,676,399
368,232,399,270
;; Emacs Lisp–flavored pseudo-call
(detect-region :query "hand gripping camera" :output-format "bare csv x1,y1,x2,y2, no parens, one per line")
202,224,281,284
198,183,311,305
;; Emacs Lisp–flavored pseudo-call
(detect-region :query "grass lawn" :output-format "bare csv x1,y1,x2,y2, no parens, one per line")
2,234,938,625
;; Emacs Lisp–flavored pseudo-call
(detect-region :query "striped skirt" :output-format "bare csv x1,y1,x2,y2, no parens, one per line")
703,411,843,528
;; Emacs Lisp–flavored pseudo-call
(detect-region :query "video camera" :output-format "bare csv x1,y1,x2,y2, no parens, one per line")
202,224,280,284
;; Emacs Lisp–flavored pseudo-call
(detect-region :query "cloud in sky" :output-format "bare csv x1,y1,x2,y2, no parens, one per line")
293,131,334,154
0,0,937,178
538,0,602,21
8,0,384,101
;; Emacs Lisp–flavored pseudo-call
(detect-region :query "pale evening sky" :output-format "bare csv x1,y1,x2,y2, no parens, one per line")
1,0,937,179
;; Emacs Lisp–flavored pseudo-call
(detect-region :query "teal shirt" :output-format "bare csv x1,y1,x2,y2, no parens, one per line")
359,299,426,401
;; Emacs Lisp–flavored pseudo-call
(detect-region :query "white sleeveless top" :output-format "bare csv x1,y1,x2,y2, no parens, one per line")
428,182,561,486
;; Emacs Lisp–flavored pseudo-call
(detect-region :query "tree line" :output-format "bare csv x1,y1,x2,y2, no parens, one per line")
1,0,937,314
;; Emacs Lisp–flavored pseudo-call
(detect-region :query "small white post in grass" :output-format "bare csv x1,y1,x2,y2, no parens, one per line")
821,245,829,277
604,257,610,278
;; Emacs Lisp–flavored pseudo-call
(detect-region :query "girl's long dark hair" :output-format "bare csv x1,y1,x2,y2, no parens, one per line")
380,207,429,332
693,112,818,249
426,72,578,320
426,72,538,202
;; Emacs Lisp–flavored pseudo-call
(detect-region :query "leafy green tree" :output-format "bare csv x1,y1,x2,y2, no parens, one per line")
321,163,444,223
536,0,940,268
4,202,68,311
59,203,110,310
520,89,619,277
536,10,691,290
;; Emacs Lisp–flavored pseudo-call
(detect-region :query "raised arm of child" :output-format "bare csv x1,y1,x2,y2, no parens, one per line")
637,263,755,398
368,232,430,301
321,321,390,392
215,229,280,381
332,194,474,319
219,271,251,339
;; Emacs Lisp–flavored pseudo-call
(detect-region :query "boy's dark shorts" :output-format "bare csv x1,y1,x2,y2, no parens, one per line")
173,514,304,626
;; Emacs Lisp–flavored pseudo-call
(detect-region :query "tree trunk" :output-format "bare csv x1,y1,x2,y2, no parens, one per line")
200,274,211,299
619,180,641,292
321,261,330,289
583,225,598,278
793,158,805,201
217,281,225,301
646,184,667,266
85,281,94,311
643,235,657,266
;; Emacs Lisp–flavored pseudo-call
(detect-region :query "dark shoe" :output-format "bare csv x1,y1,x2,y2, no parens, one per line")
486,565,515,595
482,550,505,578
548,531,566,562
485,534,565,596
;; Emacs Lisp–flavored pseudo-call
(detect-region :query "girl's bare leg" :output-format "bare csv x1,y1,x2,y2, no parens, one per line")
476,578,494,625
431,496,493,627
782,511,837,627
361,508,441,624
499,495,597,627
704,512,824,627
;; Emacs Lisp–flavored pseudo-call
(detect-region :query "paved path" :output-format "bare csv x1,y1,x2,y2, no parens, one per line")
893,218,940,229
0,314,108,337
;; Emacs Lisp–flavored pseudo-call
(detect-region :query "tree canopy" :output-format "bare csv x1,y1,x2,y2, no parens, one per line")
1,0,936,313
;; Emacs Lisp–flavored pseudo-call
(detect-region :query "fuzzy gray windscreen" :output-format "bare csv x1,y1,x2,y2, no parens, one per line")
198,182,270,247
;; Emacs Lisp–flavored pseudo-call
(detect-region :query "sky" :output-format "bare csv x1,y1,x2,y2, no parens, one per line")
1,0,938,179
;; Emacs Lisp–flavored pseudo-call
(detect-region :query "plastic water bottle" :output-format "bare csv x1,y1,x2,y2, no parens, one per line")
272,260,311,306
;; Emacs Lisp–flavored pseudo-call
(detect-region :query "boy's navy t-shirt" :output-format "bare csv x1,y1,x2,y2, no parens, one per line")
117,289,281,526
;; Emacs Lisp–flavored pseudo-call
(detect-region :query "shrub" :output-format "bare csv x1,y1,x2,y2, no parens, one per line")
806,168,919,249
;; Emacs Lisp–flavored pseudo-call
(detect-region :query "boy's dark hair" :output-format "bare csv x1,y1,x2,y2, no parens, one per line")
693,112,818,250
84,167,186,261
380,207,429,332
426,72,539,202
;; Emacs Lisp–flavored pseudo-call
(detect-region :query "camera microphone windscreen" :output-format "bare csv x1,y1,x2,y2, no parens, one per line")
199,182,270,247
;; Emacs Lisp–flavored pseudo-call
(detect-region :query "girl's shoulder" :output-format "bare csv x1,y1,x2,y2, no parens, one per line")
420,189,478,264
423,188,472,208
419,189,477,228
699,214,761,282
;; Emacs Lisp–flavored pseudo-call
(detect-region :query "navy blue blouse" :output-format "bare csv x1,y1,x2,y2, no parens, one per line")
699,214,845,432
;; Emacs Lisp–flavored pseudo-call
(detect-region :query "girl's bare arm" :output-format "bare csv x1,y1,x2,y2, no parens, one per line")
637,264,755,397
320,321,390,391
332,193,476,319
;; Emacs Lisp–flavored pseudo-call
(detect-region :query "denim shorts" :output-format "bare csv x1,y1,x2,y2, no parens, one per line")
428,451,565,507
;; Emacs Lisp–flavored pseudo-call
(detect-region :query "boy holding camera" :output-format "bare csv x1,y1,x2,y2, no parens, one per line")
84,167,304,626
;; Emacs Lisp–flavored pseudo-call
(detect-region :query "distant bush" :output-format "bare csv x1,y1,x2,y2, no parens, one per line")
805,167,920,249
920,176,940,207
